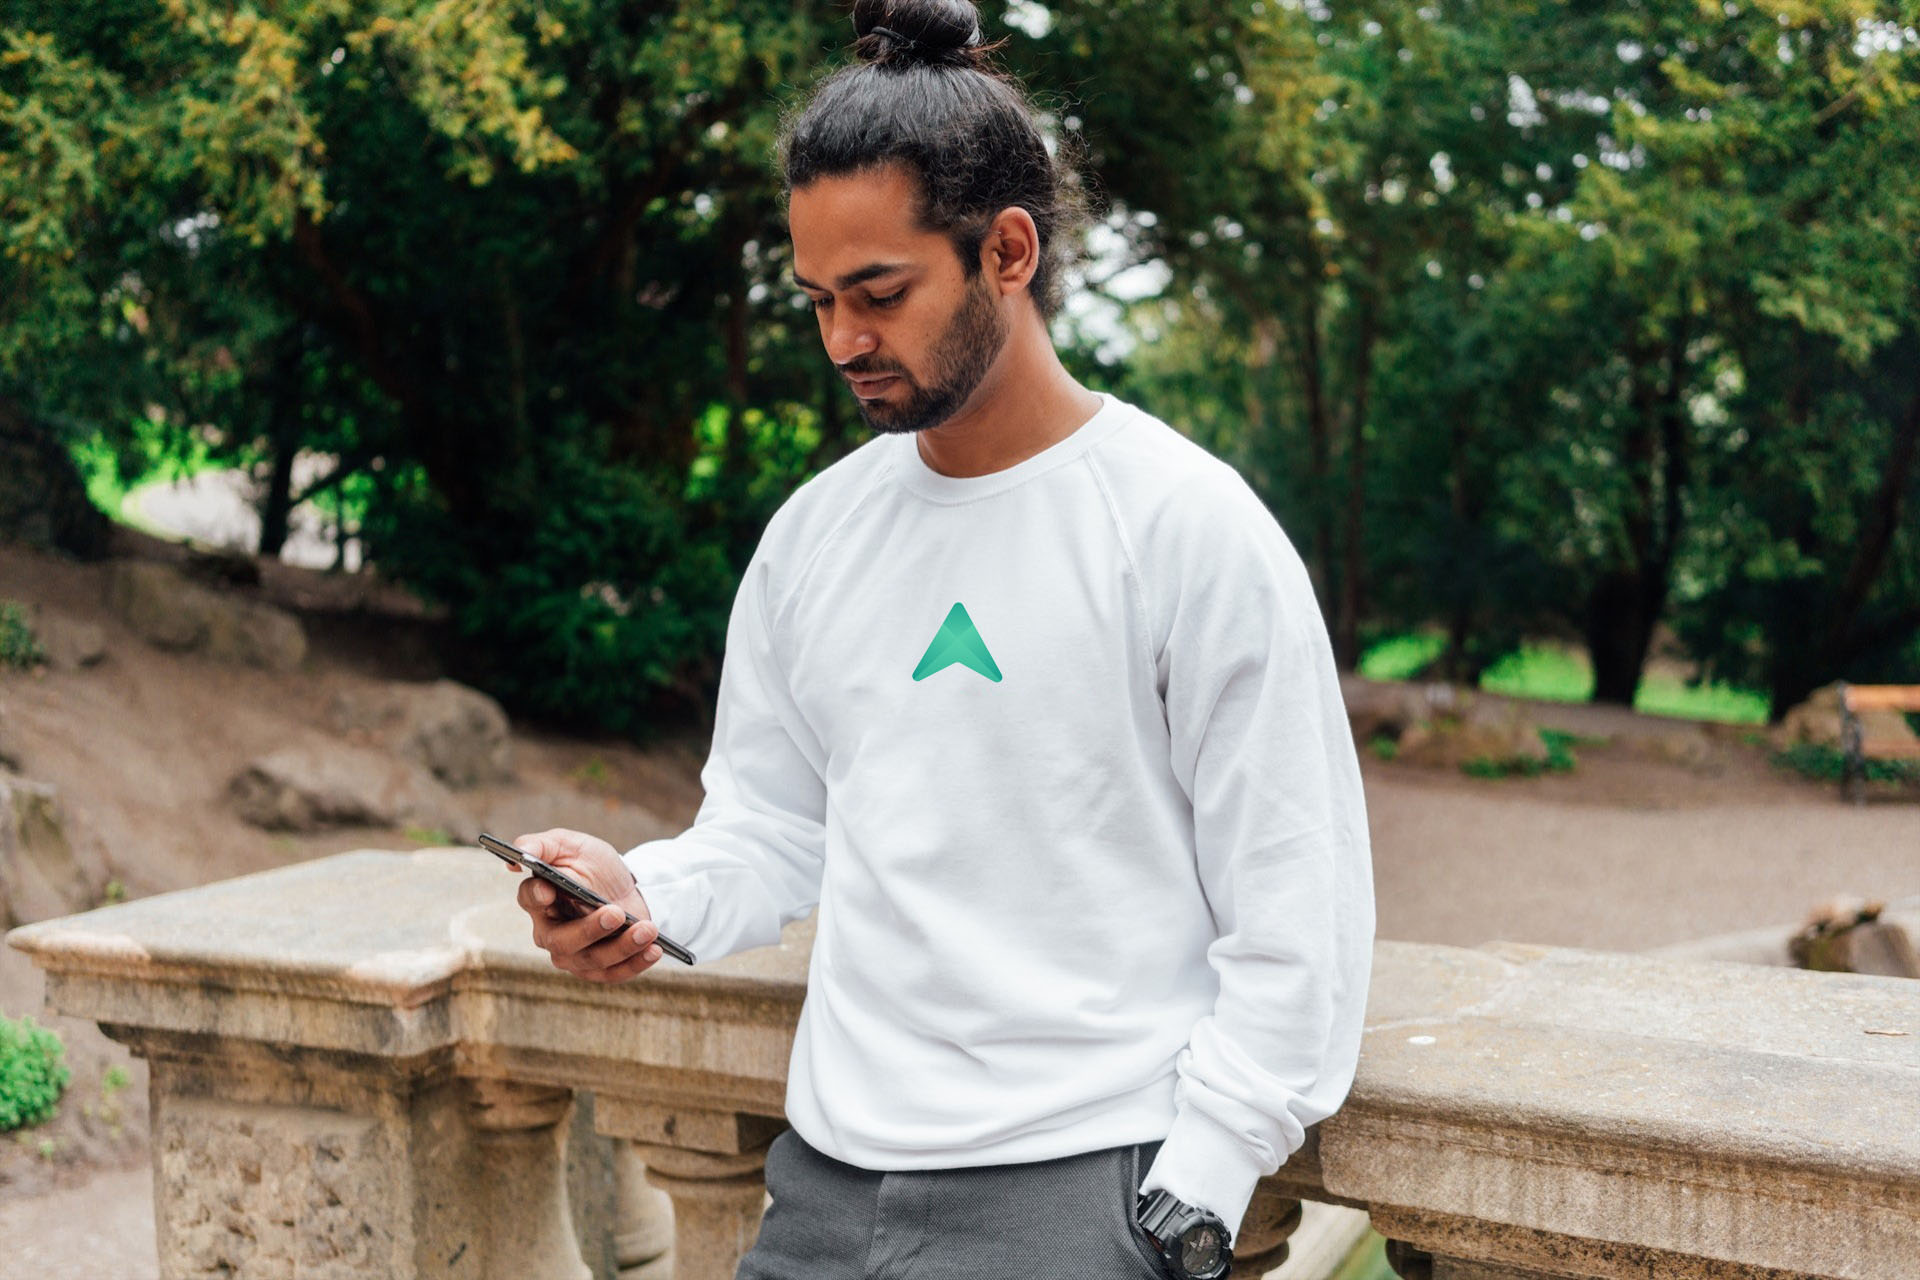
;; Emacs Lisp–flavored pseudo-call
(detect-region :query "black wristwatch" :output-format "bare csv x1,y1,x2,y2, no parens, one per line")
1135,1189,1233,1279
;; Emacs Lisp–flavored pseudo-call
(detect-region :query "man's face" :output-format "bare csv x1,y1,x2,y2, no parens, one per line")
789,166,1011,434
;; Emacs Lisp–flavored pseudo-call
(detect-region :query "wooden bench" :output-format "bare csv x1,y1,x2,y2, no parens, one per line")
1838,682,1920,802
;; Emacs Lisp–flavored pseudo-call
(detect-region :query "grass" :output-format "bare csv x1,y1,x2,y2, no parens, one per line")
0,600,45,670
1772,742,1920,785
1360,631,1771,726
1357,631,1446,682
1330,1232,1397,1280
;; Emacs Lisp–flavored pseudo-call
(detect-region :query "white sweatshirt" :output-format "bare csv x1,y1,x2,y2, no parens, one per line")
622,392,1374,1238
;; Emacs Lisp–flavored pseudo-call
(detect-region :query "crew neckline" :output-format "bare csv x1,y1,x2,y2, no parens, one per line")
892,393,1131,504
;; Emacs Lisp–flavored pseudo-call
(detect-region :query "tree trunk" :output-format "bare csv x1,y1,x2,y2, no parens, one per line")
1336,266,1381,671
1297,293,1335,610
1586,304,1692,705
1585,570,1659,705
257,436,297,559
1820,371,1920,661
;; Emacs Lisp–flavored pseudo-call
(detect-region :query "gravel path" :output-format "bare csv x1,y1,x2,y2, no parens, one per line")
0,1166,156,1279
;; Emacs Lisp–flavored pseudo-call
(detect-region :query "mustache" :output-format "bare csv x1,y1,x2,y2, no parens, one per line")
838,357,909,379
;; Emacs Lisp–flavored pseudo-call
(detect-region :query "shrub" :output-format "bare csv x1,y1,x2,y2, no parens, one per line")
0,600,44,670
1772,743,1920,785
1461,729,1580,779
0,1015,70,1131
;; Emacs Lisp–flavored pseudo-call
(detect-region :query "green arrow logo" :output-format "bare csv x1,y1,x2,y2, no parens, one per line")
912,602,1003,683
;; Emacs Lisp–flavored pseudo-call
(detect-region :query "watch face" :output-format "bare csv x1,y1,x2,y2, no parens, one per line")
1179,1223,1225,1276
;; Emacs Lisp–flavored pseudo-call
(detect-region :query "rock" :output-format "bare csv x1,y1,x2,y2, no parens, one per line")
479,789,676,856
329,680,513,789
104,561,307,672
1788,897,1920,978
229,744,477,841
29,606,106,670
105,562,203,650
1626,725,1717,770
1775,685,1846,748
1345,678,1472,745
1774,684,1919,750
1396,698,1547,770
0,773,110,927
200,594,307,672
1857,708,1920,745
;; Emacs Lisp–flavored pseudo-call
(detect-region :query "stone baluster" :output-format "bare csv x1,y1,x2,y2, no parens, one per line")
598,1101,785,1280
613,1143,677,1279
465,1078,593,1280
1233,1188,1305,1273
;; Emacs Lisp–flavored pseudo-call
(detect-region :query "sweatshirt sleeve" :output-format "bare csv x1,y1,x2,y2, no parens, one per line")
1137,468,1376,1240
621,533,829,963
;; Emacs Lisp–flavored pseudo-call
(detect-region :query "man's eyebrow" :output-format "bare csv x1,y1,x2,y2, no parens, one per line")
792,262,913,292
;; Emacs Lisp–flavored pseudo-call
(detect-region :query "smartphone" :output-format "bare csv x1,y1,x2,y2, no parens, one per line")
478,832,695,966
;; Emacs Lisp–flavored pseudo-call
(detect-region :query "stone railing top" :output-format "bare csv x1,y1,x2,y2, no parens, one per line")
6,849,813,1074
7,848,812,997
1354,938,1919,1181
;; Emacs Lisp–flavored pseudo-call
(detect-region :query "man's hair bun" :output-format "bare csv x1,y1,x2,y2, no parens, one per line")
852,0,987,67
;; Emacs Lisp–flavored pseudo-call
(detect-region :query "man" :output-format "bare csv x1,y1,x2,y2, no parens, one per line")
512,4,1374,1277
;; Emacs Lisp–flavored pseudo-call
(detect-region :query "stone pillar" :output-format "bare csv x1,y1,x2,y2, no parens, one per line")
466,1078,593,1280
129,1032,488,1280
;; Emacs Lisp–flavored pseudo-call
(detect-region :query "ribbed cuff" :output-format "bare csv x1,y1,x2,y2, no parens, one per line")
620,840,709,950
1138,1105,1270,1243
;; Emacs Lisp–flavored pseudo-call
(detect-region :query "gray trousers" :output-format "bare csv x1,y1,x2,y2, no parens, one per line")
737,1128,1170,1280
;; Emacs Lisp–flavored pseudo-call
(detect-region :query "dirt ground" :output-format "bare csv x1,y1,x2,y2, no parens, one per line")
0,539,1915,1276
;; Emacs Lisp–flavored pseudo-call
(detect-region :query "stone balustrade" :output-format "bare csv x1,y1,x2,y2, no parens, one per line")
9,847,1918,1279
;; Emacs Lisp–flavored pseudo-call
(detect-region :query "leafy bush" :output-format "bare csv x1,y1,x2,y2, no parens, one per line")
0,600,45,670
1461,729,1580,779
1772,743,1920,785
0,1015,70,1131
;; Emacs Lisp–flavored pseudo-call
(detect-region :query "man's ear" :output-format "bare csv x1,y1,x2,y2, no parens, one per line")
980,206,1041,299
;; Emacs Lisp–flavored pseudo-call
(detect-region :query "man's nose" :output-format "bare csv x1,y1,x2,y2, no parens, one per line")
824,311,878,366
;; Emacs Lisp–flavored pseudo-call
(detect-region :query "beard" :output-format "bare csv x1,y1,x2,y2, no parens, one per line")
842,274,1009,435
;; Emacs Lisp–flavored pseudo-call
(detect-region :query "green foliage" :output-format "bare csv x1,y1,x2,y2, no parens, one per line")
0,1014,70,1131
0,600,45,669
1461,728,1578,780
1539,729,1580,773
1359,632,1445,683
4,0,1917,732
101,1064,129,1096
1772,743,1920,785
1367,735,1399,762
1477,647,1594,705
1363,632,1770,724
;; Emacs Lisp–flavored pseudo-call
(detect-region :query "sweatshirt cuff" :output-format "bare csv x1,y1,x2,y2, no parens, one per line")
620,839,710,948
1139,1105,1271,1244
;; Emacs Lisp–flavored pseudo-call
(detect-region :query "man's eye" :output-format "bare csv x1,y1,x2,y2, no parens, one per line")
808,295,832,312
870,289,907,309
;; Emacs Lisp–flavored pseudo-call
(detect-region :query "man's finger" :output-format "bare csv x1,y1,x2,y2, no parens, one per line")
534,904,629,957
578,921,656,972
591,942,664,984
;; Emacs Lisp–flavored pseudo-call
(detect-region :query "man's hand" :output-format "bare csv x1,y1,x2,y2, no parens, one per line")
509,828,665,983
